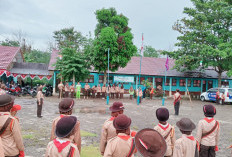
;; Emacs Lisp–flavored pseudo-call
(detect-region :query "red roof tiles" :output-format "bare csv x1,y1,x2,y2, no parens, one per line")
0,46,20,70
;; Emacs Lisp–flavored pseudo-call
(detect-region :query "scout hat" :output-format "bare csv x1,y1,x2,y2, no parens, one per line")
11,104,22,112
109,102,125,112
156,108,169,122
176,118,196,132
55,116,77,138
0,94,15,107
203,104,216,117
59,98,74,112
113,114,131,130
135,128,167,157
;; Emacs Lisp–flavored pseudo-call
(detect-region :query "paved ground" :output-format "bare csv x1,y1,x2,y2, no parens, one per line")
14,96,232,157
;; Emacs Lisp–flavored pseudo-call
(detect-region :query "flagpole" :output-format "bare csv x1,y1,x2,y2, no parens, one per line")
137,33,143,105
107,48,110,105
162,55,168,106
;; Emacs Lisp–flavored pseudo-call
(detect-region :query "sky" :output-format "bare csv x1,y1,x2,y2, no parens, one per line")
0,0,193,51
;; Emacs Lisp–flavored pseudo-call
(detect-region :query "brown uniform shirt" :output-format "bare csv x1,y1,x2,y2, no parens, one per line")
103,133,135,157
58,83,64,90
154,123,176,156
37,91,44,103
173,134,197,157
50,115,81,153
120,88,124,94
102,87,106,93
0,112,24,156
100,117,117,154
45,138,80,157
115,87,119,93
196,118,220,146
110,87,115,93
0,137,4,157
97,86,101,93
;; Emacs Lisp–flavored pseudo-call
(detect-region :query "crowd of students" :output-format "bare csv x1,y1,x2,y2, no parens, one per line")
0,92,232,157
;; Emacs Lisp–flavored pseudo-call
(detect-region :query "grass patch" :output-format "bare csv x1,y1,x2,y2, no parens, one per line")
23,134,35,139
81,146,101,157
81,130,97,137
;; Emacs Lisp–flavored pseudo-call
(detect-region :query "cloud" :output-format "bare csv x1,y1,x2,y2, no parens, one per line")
0,0,193,51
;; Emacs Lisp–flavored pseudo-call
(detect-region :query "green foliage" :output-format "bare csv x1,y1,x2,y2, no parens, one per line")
143,45,159,58
81,145,101,157
80,130,97,137
164,0,232,86
141,80,152,88
24,50,51,64
90,8,137,84
0,39,20,47
53,27,87,51
55,48,89,82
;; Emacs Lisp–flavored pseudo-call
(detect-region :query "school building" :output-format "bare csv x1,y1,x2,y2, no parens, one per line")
49,50,232,96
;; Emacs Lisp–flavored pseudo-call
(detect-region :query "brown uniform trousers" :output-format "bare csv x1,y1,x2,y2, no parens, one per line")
115,87,119,99
100,117,117,155
103,133,135,157
120,89,124,99
196,118,220,157
50,115,81,153
110,88,115,99
58,84,64,98
154,123,176,156
0,137,4,157
0,112,24,156
45,138,80,157
102,87,106,98
173,134,198,157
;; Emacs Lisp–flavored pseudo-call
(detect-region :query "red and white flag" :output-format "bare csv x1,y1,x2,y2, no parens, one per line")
140,33,144,57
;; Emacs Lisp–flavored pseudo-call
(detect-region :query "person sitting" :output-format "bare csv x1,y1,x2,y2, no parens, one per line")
45,116,80,157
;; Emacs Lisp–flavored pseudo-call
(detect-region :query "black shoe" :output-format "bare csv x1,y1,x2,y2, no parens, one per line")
37,116,43,118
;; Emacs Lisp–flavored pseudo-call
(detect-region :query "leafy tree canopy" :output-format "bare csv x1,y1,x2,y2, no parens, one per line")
0,39,20,47
144,45,159,58
164,0,232,87
90,8,137,84
24,50,51,64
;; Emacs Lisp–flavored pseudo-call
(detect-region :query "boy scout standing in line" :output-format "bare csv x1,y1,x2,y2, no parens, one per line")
173,118,199,157
58,81,64,99
37,87,44,118
97,84,101,98
50,98,81,153
154,108,175,157
173,89,181,115
102,84,106,99
46,116,80,157
0,94,25,157
100,102,125,155
103,114,136,157
196,104,220,157
84,83,90,99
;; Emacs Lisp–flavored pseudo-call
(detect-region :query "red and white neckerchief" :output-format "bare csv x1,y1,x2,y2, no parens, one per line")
204,117,214,123
53,139,70,152
118,134,130,141
0,113,9,116
109,117,115,121
139,138,148,150
158,123,169,131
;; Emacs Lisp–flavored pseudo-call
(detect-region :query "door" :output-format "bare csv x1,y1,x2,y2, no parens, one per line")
208,81,213,90
203,80,206,92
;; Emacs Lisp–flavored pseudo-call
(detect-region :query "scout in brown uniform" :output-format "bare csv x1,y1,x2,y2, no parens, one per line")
65,83,70,98
134,128,167,157
173,89,181,115
115,84,120,99
100,102,125,155
102,84,106,99
0,137,4,157
0,94,25,157
46,116,80,157
103,114,136,157
70,84,75,98
221,92,225,105
216,89,220,104
154,108,175,157
84,83,90,99
92,85,96,98
196,104,220,157
119,84,124,99
58,82,64,99
97,84,102,98
173,118,199,157
37,87,44,118
110,85,115,99
50,98,81,153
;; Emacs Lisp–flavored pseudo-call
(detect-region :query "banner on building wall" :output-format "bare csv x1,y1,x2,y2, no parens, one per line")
12,73,18,78
0,70,5,77
21,74,28,79
46,75,52,80
38,75,45,80
114,76,134,83
0,70,11,77
30,74,36,79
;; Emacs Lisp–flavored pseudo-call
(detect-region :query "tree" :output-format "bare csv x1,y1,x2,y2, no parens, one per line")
90,8,137,84
55,48,89,84
53,27,87,51
164,0,232,87
53,27,90,84
0,39,20,47
24,50,51,64
143,45,159,58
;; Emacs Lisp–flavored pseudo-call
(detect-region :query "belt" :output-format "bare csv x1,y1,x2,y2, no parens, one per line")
6,155,19,157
